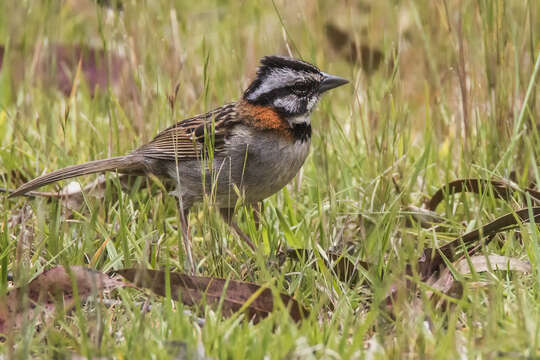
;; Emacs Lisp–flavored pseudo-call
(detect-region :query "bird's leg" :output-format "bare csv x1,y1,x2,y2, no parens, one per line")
219,207,256,251
253,202,263,229
176,199,195,274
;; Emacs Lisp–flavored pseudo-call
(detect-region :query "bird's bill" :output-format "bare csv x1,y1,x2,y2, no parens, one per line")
319,72,349,93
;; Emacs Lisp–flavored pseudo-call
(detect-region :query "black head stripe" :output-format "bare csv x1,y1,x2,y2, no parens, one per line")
259,56,320,75
244,56,321,100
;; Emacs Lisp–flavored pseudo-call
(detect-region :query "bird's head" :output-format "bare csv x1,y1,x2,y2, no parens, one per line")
243,55,348,127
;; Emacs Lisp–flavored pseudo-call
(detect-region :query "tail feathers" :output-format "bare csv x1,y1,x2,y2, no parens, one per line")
9,155,143,198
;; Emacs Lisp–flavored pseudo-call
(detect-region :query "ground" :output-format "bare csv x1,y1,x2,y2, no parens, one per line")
1,0,539,358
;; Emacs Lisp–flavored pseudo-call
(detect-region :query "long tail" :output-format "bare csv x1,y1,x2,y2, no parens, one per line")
9,155,144,198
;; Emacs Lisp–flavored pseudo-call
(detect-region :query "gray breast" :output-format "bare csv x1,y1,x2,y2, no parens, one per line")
222,124,310,204
168,124,311,209
231,125,310,202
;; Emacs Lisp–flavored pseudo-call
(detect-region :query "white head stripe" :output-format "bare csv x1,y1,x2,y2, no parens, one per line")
246,68,313,101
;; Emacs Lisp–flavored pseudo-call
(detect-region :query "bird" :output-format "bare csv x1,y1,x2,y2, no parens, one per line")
8,55,348,270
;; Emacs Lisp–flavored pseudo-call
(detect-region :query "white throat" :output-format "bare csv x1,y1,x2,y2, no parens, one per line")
287,114,311,127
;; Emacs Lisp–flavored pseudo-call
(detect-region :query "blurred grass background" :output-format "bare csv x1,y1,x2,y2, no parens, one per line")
0,0,539,358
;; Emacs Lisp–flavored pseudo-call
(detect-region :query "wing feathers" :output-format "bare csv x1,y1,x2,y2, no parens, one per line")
135,103,238,161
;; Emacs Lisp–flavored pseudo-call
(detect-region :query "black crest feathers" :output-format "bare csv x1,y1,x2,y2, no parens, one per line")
258,56,320,75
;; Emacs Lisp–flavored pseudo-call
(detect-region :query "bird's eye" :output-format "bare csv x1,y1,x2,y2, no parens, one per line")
292,82,310,96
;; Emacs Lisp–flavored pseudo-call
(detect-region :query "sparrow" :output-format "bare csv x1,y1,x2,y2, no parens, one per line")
8,55,348,268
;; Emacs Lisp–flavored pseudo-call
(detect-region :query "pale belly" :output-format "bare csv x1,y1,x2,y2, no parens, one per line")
167,125,311,209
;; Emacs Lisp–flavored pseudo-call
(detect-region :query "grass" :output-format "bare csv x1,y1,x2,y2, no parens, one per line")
1,0,539,358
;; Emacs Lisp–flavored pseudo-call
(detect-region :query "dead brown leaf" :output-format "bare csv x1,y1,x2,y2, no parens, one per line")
429,255,531,294
416,207,540,279
384,206,540,312
454,254,531,275
425,178,540,211
422,254,532,311
116,268,308,323
0,266,128,334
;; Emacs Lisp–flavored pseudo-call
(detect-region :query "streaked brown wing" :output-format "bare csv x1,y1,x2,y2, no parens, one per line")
135,103,238,161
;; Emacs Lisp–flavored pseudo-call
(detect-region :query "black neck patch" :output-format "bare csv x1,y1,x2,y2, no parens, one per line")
290,122,312,142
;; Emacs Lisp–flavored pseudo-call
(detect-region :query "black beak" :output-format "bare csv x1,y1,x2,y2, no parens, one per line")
319,72,349,93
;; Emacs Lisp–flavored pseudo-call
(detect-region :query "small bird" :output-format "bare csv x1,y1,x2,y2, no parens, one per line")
9,55,348,267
